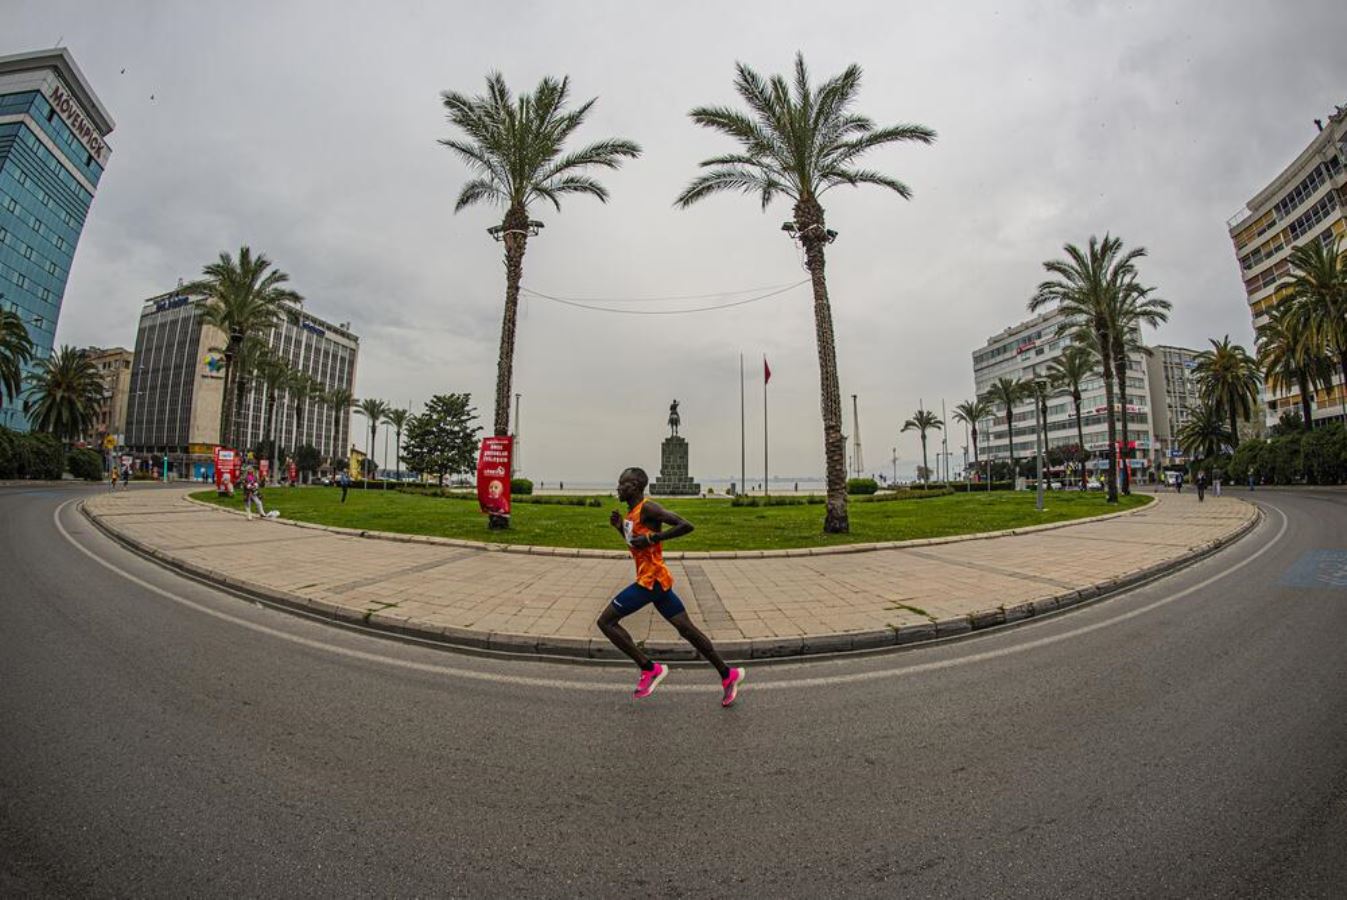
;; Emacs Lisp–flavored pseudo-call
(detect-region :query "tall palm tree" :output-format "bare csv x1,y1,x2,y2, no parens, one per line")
1106,282,1170,493
325,387,354,465
1257,300,1332,431
984,376,1025,482
440,75,640,445
354,397,388,484
254,350,291,461
1044,343,1097,488
676,54,935,533
286,371,323,478
1,309,35,405
385,408,410,483
901,408,943,485
952,397,993,487
1193,335,1261,449
24,345,103,442
1022,376,1053,484
1177,401,1234,462
183,247,301,448
1283,234,1347,397
228,336,269,452
1029,235,1151,504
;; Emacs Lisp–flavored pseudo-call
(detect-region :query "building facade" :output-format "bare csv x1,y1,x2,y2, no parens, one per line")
0,48,114,431
971,307,1157,477
1227,103,1347,427
124,290,358,478
1145,344,1201,466
83,345,133,445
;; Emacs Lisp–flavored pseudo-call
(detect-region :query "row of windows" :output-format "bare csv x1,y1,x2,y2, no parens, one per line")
6,167,77,253
0,131,90,240
0,91,36,114
3,124,92,209
0,180,83,267
29,92,106,187
1272,159,1335,220
0,219,68,285
1287,191,1339,242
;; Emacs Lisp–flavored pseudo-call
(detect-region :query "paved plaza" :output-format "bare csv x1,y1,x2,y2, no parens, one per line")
82,487,1257,660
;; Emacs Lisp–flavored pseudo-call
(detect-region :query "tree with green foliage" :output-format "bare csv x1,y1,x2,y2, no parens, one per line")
354,397,388,483
325,387,353,464
901,407,943,485
1044,343,1097,488
984,376,1025,481
1177,401,1234,462
1257,300,1331,431
253,349,291,461
183,247,301,448
952,397,992,486
294,443,321,479
440,75,640,444
1105,280,1169,493
1,309,35,405
675,53,936,533
24,345,104,443
285,371,323,474
1194,335,1261,450
384,407,410,482
402,393,482,486
1284,234,1347,394
1029,235,1154,503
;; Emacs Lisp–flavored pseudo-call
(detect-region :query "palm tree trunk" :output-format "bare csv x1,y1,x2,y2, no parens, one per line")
1074,394,1087,490
1115,348,1131,495
1101,347,1119,503
234,375,249,453
795,198,848,533
971,427,980,485
219,352,235,448
1005,409,1016,480
1229,408,1239,451
488,205,530,529
920,433,928,485
1298,371,1314,432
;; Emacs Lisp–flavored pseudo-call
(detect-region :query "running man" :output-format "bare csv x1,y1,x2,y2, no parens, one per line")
597,467,745,706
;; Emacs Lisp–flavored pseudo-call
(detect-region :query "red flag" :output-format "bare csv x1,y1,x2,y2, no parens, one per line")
764,356,772,385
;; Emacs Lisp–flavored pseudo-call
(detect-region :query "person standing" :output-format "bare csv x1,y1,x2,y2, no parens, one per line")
242,467,267,520
596,467,745,707
1196,470,1207,503
339,469,350,503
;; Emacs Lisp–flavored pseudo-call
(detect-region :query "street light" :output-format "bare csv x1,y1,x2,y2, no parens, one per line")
487,220,545,241
781,222,839,243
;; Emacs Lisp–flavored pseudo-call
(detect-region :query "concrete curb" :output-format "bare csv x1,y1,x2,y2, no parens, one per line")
179,489,1159,559
83,496,1261,665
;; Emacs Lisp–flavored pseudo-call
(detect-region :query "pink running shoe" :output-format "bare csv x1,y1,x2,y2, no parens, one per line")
721,667,746,707
634,663,668,699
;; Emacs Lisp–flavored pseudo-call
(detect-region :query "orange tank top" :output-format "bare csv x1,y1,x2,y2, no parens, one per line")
623,499,673,590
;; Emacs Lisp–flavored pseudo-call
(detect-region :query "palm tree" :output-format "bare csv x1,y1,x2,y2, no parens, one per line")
1177,401,1234,462
1,309,35,405
1029,235,1152,504
325,387,354,465
385,408,410,483
440,75,640,447
254,350,292,462
24,345,103,442
228,336,269,452
1044,343,1097,488
354,397,388,484
1193,335,1261,449
183,247,301,448
984,376,1025,482
286,372,323,479
952,397,992,487
1106,282,1169,493
1257,300,1332,432
676,54,935,533
901,408,943,485
1283,234,1347,397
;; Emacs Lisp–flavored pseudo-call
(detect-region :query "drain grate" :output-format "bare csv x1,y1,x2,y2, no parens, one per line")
1280,549,1347,589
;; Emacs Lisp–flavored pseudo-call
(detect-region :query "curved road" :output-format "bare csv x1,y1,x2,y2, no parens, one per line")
3,485,1346,897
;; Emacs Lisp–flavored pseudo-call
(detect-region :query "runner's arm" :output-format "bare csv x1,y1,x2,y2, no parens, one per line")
636,501,693,547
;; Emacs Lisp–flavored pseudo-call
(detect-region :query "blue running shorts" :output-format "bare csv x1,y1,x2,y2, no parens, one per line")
610,582,687,620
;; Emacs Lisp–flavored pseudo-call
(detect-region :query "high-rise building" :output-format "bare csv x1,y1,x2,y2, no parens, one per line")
1144,344,1201,466
83,345,133,445
1227,103,1347,427
0,48,114,431
124,290,359,479
971,307,1157,478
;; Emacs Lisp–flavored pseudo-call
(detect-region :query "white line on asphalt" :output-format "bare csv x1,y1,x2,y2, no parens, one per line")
55,500,1286,694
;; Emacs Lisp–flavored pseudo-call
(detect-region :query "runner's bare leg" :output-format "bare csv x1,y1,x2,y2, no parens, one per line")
597,607,653,670
668,612,730,679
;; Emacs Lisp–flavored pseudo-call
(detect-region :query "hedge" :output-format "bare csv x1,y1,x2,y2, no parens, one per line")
1223,423,1347,486
67,448,104,481
0,427,64,480
846,478,878,495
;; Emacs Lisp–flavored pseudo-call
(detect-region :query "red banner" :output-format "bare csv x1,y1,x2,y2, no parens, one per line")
214,447,241,491
287,460,298,485
477,436,513,516
259,459,270,483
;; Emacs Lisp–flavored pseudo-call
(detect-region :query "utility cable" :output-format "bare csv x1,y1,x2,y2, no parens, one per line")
519,280,809,316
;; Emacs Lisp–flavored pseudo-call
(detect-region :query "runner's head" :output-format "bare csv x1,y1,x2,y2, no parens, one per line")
618,467,648,503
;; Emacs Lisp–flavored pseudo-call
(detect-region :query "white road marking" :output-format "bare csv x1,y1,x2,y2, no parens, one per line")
56,500,1285,694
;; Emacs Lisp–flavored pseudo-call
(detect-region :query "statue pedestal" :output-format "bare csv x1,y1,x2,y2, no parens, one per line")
651,435,700,496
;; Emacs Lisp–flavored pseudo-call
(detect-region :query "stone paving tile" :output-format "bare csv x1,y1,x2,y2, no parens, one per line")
84,488,1256,651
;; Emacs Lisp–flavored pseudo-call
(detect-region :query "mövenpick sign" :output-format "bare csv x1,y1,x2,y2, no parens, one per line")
477,436,513,517
45,80,110,164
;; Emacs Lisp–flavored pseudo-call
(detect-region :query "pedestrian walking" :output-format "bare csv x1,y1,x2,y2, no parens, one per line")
120,464,131,489
1197,470,1207,503
1214,471,1222,497
1175,472,1183,493
242,467,267,520
597,466,745,706
339,469,350,503
1248,472,1256,491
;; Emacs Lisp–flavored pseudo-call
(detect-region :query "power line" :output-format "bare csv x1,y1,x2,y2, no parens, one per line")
518,281,804,304
519,280,809,316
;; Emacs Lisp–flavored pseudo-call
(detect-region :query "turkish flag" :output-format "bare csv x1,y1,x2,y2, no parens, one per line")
764,357,772,385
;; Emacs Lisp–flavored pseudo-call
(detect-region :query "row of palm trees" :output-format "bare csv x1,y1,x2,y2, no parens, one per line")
2,309,107,442
441,53,936,531
352,398,412,483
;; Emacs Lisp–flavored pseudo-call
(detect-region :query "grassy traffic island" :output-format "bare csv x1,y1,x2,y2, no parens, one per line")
189,486,1152,552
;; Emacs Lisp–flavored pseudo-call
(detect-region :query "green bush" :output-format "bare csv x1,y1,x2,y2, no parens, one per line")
857,487,955,502
15,432,65,480
846,478,878,495
1302,423,1347,484
67,448,104,481
511,478,533,495
0,427,16,478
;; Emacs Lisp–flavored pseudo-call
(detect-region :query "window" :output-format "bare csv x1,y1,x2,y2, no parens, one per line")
21,245,32,259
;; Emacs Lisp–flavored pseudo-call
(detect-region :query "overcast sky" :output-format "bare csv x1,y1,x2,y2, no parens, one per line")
13,0,1347,481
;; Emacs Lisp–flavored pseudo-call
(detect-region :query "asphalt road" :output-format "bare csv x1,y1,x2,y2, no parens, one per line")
2,484,1346,897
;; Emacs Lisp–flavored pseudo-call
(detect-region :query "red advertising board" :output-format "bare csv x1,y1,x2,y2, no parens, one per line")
213,447,241,491
259,459,270,482
477,436,513,517
287,460,298,485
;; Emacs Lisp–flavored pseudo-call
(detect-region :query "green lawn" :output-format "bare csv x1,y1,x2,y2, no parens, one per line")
191,487,1151,551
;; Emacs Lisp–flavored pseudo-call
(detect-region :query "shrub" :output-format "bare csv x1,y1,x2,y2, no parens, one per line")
0,427,16,478
846,478,878,495
67,448,104,481
1302,423,1347,485
511,478,533,495
22,432,65,480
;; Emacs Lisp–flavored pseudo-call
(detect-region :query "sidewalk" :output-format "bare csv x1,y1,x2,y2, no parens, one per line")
82,488,1258,661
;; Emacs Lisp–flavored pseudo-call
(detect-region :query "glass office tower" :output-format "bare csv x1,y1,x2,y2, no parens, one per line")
0,48,114,430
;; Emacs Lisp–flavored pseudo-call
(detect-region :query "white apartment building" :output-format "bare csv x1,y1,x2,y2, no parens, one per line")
971,307,1157,476
1145,344,1202,465
1227,102,1347,427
